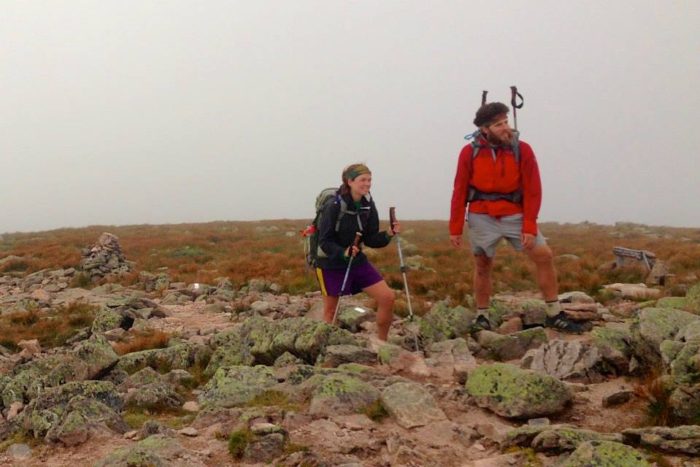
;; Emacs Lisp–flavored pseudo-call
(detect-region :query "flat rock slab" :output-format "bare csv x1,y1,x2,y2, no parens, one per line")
381,381,446,428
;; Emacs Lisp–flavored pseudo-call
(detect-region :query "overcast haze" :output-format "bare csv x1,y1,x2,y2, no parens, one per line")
2,1,699,234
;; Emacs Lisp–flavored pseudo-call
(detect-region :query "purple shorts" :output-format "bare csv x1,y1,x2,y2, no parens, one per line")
316,261,383,296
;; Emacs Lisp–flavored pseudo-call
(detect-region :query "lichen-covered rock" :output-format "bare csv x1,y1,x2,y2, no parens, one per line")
561,440,650,466
657,296,690,311
74,334,119,379
478,327,547,361
307,373,380,417
503,424,623,454
668,383,700,424
418,302,474,345
121,369,184,410
20,381,123,439
622,425,700,455
590,326,633,374
198,365,277,408
44,395,128,446
205,316,359,375
316,345,376,367
381,381,446,428
95,435,199,467
630,307,699,367
91,307,128,333
465,363,571,418
687,282,700,313
521,339,615,383
2,355,89,406
336,305,374,332
116,342,201,374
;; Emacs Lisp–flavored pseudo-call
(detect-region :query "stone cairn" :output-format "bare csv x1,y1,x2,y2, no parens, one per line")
79,232,132,282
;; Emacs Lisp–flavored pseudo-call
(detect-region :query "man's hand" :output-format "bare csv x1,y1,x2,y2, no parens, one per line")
521,233,535,250
450,235,462,248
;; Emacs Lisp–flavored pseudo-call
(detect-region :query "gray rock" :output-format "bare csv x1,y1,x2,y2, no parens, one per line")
95,435,200,467
205,316,359,375
466,363,572,418
503,424,622,451
198,365,277,408
381,381,446,428
521,339,613,383
478,327,548,361
74,334,119,379
561,440,650,466
630,307,699,367
308,373,380,417
418,302,474,345
337,305,374,332
317,345,377,367
116,342,201,374
622,425,700,455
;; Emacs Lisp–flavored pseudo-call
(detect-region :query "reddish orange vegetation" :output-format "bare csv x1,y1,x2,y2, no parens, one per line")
2,220,699,316
0,302,97,350
112,329,171,356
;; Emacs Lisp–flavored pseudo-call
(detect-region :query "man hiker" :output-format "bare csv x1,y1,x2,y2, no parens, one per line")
449,102,587,333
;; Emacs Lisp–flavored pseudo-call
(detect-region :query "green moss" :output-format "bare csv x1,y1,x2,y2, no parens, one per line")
228,428,254,459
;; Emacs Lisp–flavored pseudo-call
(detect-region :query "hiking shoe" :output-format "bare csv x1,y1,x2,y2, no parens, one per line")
545,312,591,334
473,314,492,332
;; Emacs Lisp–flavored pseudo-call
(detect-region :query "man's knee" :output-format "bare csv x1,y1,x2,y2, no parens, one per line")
529,245,554,264
474,254,493,275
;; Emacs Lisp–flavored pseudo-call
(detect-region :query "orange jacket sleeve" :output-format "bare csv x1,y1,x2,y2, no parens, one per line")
449,144,473,236
519,141,542,235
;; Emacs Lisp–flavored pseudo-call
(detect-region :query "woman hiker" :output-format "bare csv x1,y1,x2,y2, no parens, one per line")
315,163,399,341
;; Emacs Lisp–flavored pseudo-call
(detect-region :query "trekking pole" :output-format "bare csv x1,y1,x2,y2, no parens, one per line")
390,208,420,351
510,86,524,131
481,90,488,106
389,208,414,322
332,232,363,325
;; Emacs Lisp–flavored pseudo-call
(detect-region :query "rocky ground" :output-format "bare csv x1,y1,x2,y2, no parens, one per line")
0,237,699,466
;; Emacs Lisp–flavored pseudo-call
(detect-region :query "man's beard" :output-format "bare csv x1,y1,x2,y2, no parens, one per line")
487,131,512,145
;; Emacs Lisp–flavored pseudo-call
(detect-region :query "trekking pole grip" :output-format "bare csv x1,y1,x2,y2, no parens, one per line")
389,207,397,235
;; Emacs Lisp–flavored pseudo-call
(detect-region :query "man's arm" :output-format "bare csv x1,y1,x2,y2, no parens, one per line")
449,145,473,242
519,141,542,236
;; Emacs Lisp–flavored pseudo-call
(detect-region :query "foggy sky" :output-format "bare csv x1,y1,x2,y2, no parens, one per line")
2,1,699,234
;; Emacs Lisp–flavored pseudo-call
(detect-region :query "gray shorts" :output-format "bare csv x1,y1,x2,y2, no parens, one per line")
467,212,546,257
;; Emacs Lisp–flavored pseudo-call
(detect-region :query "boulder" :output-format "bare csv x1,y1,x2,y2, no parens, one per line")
307,373,380,417
205,316,359,375
381,381,446,428
622,425,700,455
478,328,548,361
465,363,571,418
630,307,699,367
317,345,377,367
561,440,650,466
418,302,474,345
198,365,277,408
74,334,119,379
521,339,615,383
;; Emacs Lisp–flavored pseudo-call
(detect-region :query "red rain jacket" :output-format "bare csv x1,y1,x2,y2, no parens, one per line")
449,136,542,236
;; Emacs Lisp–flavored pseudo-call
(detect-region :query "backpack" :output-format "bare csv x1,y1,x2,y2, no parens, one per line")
465,130,523,204
301,188,350,268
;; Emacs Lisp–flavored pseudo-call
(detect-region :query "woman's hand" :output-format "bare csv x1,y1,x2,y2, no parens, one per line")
345,245,360,258
391,221,401,235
